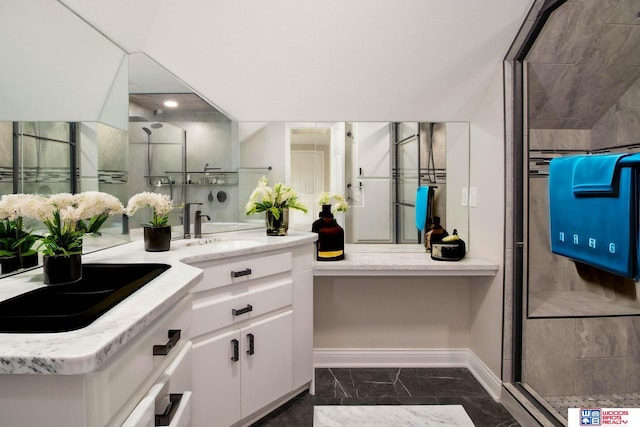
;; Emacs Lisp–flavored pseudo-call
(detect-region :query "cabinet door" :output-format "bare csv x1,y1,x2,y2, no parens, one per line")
292,262,313,390
241,311,293,418
192,329,241,427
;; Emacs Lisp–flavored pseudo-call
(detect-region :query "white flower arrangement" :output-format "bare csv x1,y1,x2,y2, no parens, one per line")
0,194,46,259
245,177,307,219
9,192,126,257
317,192,349,212
0,193,47,220
36,192,125,227
126,192,174,227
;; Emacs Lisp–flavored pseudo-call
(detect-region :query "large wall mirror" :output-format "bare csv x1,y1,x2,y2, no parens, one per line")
127,53,264,236
0,0,129,277
0,1,471,281
127,57,470,244
238,121,470,245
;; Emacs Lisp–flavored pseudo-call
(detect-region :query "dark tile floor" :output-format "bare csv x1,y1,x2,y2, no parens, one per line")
251,368,521,426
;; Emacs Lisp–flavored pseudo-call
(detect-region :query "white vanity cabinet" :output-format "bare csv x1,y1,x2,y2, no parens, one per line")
192,312,292,427
0,295,194,427
189,244,313,427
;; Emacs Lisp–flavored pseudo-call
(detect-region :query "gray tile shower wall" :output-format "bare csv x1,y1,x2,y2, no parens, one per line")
526,0,640,130
524,318,575,396
592,78,640,151
525,317,640,396
575,318,627,359
628,317,640,392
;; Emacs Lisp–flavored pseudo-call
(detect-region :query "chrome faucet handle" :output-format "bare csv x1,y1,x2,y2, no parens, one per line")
194,208,211,239
183,202,201,239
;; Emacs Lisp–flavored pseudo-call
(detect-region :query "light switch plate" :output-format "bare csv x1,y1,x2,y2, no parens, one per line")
469,187,478,207
461,187,468,206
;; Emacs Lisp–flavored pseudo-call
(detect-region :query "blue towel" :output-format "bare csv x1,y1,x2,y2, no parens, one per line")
415,186,430,231
618,152,640,167
572,153,628,195
549,155,638,279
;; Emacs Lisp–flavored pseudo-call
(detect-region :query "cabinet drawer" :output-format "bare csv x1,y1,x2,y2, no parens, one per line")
192,280,292,337
123,343,193,427
87,296,192,426
123,389,192,427
191,252,292,293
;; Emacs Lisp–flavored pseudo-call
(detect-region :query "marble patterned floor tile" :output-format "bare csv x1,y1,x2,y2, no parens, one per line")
394,368,487,398
315,368,488,400
313,405,474,427
254,369,521,426
250,392,315,427
437,396,520,427
315,368,359,398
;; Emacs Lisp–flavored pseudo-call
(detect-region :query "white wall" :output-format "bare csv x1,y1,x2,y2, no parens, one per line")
314,277,471,349
467,64,506,378
445,122,470,243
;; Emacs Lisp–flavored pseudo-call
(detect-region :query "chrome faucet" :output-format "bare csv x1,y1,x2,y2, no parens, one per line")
194,209,211,239
183,202,201,239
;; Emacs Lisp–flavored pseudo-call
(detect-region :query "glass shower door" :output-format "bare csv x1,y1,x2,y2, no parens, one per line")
18,122,74,195
394,123,420,243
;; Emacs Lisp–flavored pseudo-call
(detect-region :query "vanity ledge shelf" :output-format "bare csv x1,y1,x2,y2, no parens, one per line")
312,244,498,277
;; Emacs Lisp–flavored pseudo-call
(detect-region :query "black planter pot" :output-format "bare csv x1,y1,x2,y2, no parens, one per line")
43,253,82,285
0,253,40,275
20,252,39,269
0,256,20,274
144,226,171,252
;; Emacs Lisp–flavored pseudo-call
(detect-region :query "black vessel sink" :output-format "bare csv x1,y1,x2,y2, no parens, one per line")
0,263,171,333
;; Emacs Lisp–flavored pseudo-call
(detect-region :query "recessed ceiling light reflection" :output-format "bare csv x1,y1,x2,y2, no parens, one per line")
164,100,178,108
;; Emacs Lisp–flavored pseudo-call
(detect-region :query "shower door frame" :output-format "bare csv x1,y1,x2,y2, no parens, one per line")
12,121,78,195
508,0,570,425
392,122,423,244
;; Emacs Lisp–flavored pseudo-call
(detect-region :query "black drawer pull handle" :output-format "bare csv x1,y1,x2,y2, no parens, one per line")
155,393,183,426
232,304,253,316
247,333,255,356
231,268,252,278
153,329,181,356
231,339,239,362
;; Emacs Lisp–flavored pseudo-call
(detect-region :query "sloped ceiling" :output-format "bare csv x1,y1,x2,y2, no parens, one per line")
60,0,534,122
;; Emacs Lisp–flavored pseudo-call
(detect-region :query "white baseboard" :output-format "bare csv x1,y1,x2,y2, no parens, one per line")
466,350,502,401
314,348,502,401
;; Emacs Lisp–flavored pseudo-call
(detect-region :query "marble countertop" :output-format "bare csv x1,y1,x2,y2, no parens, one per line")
0,230,316,375
313,244,499,276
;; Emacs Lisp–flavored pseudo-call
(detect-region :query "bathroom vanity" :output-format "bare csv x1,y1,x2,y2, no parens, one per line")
0,230,315,427
0,231,500,425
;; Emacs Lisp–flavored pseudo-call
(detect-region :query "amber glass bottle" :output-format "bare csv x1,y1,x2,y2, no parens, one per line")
311,204,345,261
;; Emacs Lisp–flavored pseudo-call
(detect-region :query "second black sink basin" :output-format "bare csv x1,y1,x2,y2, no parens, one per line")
0,263,171,333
